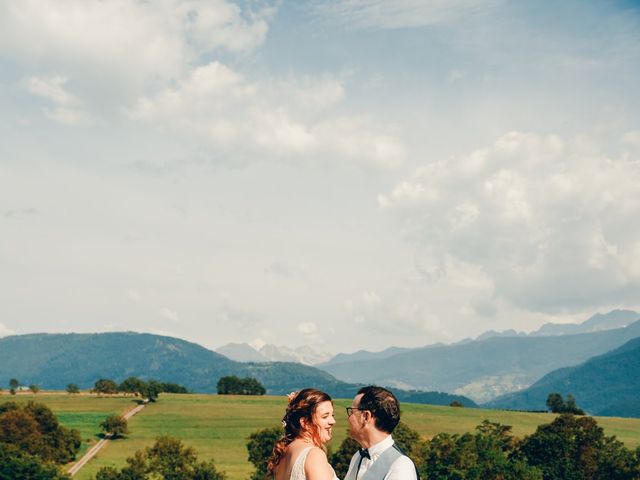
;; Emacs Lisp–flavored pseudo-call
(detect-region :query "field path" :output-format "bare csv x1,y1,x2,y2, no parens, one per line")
68,401,147,477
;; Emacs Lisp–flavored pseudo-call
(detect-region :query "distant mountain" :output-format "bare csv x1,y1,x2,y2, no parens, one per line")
320,346,414,367
215,343,268,362
485,337,640,417
215,342,332,365
0,332,475,407
474,309,638,341
258,344,332,365
475,329,526,341
318,320,640,403
529,309,639,337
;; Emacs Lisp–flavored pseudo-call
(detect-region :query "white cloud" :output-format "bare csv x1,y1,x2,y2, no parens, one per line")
159,307,179,323
297,322,318,336
314,0,503,30
22,75,89,125
381,131,640,312
127,61,405,168
0,0,276,121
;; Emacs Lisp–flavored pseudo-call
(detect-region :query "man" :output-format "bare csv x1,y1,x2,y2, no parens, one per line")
343,386,418,480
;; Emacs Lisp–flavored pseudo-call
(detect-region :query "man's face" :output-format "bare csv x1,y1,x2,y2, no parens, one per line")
347,393,365,441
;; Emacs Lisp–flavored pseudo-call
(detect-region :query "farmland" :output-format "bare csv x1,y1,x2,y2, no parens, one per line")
3,392,640,480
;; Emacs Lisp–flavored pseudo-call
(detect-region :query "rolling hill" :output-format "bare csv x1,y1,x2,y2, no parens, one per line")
485,336,640,417
0,332,475,406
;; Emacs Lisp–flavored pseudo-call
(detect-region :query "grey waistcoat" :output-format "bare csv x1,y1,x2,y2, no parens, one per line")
358,445,405,480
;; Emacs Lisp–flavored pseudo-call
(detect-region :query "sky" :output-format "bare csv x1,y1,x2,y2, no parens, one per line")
1,0,640,354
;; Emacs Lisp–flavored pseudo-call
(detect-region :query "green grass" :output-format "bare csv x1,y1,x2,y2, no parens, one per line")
3,393,640,480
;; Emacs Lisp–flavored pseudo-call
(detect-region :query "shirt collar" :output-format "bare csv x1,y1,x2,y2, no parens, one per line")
367,435,394,458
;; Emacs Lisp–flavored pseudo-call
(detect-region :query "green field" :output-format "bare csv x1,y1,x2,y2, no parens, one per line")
3,392,640,480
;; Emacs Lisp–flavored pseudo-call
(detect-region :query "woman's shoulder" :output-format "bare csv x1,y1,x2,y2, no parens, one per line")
304,447,334,480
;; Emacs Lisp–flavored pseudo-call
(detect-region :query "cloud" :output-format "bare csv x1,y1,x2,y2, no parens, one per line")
127,61,405,168
3,208,39,219
297,322,318,336
313,0,503,30
380,131,640,312
22,75,90,125
159,307,179,323
265,261,307,279
0,0,277,120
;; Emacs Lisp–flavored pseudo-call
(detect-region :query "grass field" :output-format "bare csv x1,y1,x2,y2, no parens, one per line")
3,392,640,480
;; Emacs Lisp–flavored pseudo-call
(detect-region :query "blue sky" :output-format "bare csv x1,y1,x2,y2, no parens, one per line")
1,0,640,353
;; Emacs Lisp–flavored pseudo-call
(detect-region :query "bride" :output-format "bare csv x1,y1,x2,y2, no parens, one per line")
268,388,339,480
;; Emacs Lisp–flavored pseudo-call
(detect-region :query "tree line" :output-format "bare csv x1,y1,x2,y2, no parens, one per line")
247,413,640,480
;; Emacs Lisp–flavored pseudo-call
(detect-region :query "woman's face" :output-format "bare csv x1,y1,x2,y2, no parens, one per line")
312,400,336,444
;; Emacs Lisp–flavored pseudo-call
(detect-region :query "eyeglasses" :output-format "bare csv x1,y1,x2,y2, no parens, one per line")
346,407,367,417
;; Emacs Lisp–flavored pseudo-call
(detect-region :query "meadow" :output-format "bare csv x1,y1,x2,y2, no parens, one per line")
3,392,640,480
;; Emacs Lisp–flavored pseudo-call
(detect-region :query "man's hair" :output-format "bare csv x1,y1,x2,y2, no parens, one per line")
357,385,400,433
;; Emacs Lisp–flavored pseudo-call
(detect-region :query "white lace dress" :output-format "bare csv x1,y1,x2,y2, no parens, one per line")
289,446,339,480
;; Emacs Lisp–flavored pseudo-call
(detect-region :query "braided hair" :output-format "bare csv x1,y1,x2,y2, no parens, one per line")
267,388,332,476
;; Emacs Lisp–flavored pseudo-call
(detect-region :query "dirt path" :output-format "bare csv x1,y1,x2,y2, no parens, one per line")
68,402,147,477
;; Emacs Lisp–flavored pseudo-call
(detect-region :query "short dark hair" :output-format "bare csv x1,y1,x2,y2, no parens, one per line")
357,386,400,433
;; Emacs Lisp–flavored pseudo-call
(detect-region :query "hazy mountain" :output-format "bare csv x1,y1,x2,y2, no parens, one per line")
0,332,475,407
320,346,414,367
474,309,638,341
529,309,639,336
215,342,332,365
318,320,640,403
485,337,640,417
258,344,332,365
215,343,268,362
475,329,526,341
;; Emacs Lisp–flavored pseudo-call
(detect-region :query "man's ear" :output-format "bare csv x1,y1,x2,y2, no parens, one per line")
362,410,372,425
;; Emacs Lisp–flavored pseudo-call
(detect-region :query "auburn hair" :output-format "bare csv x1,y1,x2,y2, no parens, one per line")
267,388,332,476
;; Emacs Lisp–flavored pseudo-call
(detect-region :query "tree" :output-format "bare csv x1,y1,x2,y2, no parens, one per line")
140,380,162,402
9,378,19,396
95,436,225,480
246,426,282,480
119,377,145,396
66,383,80,394
0,442,70,480
518,413,639,479
418,420,542,480
546,393,565,413
330,435,363,479
29,385,40,395
450,400,464,407
546,392,585,415
0,401,81,464
100,415,129,438
217,376,265,395
94,378,119,395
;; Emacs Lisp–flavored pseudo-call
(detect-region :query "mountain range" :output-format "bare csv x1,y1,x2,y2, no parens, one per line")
0,332,475,407
319,312,640,402
486,336,640,417
215,342,332,365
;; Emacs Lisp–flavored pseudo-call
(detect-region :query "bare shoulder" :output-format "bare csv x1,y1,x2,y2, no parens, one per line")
304,447,333,480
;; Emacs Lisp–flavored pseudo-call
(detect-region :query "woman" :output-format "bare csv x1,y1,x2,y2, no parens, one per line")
268,388,338,480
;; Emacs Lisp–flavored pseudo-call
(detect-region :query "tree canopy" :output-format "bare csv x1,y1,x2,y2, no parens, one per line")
216,376,265,395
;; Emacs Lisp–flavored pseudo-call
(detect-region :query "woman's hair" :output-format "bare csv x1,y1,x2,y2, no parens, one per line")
267,388,332,475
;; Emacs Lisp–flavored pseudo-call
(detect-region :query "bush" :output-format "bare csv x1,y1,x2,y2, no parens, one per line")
246,426,283,480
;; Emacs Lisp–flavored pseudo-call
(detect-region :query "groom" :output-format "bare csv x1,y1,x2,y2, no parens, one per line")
343,386,418,480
